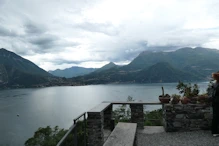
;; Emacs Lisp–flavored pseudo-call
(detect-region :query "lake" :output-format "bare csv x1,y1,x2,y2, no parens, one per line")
0,82,209,146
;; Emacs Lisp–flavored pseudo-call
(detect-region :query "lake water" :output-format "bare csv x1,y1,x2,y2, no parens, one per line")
0,82,209,146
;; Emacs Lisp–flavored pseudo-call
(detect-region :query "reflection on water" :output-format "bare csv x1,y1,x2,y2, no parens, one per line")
0,82,209,146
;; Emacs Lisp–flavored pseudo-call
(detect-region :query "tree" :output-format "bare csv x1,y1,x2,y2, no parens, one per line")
25,126,67,146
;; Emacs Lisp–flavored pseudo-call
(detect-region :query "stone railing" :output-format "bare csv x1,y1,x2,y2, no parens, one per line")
163,104,212,132
86,101,162,146
63,101,213,146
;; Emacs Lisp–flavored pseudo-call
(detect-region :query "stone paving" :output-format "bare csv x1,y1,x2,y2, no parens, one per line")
137,126,219,146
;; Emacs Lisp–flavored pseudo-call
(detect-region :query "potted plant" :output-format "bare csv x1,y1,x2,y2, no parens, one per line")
159,86,171,103
171,94,180,104
181,96,190,104
176,81,199,104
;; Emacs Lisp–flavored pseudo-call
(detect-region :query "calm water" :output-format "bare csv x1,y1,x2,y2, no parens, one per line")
0,82,209,146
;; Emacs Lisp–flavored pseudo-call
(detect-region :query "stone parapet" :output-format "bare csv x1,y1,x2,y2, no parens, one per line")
163,104,212,132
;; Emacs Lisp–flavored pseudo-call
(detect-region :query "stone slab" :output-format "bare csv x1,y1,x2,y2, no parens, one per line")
103,122,137,146
88,102,111,113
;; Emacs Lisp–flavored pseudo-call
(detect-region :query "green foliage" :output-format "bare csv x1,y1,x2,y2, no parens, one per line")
112,96,133,123
171,94,181,99
176,81,199,98
61,121,87,146
25,126,67,146
25,121,87,146
144,109,163,126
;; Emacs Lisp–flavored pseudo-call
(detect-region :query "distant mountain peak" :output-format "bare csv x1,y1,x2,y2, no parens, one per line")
108,62,116,65
95,62,117,73
102,62,116,67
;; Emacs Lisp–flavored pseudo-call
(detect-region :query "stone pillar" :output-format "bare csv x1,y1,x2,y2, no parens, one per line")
130,104,144,129
104,104,112,130
87,111,104,146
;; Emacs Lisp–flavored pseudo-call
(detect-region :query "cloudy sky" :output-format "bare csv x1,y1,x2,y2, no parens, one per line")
1,0,219,71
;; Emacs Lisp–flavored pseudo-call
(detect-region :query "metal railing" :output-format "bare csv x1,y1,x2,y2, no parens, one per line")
57,112,87,146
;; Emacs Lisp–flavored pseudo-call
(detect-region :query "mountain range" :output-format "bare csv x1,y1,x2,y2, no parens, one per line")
0,47,219,88
49,62,118,78
49,67,96,78
71,47,219,84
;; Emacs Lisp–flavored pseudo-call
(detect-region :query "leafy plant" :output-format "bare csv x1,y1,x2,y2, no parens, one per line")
171,94,181,99
171,94,181,104
112,96,133,123
176,81,199,98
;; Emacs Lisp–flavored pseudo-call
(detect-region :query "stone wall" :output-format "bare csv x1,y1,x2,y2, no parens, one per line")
163,104,212,132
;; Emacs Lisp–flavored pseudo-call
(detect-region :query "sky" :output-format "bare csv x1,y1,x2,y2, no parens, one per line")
1,0,219,71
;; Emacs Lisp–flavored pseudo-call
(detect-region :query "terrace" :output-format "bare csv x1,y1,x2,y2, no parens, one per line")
57,101,219,146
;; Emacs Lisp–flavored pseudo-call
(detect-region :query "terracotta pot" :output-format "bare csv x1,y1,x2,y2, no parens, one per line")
189,97,198,104
159,96,170,103
181,97,190,104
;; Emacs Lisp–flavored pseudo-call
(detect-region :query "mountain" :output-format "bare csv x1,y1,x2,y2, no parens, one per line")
126,47,219,77
2,47,218,87
49,67,96,78
0,48,53,88
72,62,202,84
72,47,219,84
0,48,50,76
135,62,202,83
95,62,117,72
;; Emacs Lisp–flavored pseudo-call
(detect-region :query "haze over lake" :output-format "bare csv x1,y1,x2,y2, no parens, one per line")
0,82,209,146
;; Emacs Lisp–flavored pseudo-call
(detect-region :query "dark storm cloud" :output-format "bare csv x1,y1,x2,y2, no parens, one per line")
29,35,57,48
27,34,80,54
24,22,47,35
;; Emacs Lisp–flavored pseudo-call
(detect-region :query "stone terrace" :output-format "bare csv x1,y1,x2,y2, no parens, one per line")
57,101,218,146
137,126,219,146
